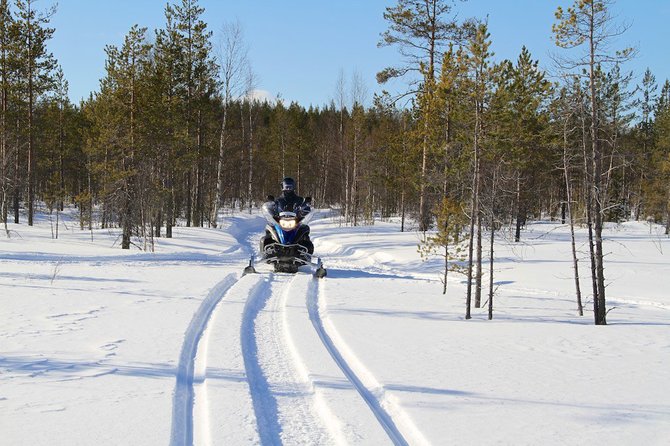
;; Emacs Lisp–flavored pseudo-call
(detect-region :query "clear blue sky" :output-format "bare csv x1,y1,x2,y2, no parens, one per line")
47,0,670,108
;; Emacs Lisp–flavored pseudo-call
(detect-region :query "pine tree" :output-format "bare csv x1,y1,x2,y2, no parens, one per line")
93,25,153,249
465,22,493,318
0,0,18,231
378,0,472,231
14,0,57,226
507,46,551,242
166,0,218,227
553,0,635,325
419,197,467,295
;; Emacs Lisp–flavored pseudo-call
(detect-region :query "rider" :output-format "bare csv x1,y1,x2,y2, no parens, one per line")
260,177,314,256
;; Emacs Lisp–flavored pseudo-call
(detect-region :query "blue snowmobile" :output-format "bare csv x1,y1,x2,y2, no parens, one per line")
244,178,326,277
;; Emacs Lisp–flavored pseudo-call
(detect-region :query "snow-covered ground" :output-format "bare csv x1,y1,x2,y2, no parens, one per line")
1,209,669,445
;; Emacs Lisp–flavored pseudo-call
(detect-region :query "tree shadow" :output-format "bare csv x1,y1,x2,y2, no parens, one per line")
326,267,422,281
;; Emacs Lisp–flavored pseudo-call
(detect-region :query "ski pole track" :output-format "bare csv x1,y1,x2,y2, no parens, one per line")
308,278,430,446
241,273,333,445
170,273,239,446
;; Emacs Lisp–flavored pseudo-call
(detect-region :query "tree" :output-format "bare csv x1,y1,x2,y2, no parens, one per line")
507,46,552,243
213,20,249,226
166,0,218,227
419,196,467,294
553,0,635,325
464,22,493,318
93,25,153,249
0,0,18,232
551,82,585,316
15,0,57,226
378,0,471,231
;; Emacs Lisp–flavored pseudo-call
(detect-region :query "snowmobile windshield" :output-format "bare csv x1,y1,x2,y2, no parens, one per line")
261,202,277,224
299,208,313,224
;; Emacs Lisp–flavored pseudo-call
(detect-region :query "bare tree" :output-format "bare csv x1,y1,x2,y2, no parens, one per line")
245,66,257,215
214,20,249,226
350,69,368,226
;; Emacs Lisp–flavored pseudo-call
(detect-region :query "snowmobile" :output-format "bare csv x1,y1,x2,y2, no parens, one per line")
244,198,327,278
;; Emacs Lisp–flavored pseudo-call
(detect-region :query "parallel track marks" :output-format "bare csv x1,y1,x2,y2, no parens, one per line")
170,273,239,446
240,274,283,445
307,278,410,446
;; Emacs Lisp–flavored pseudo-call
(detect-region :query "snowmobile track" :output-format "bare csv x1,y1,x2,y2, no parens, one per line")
240,274,284,445
169,273,239,446
241,273,333,445
307,278,411,446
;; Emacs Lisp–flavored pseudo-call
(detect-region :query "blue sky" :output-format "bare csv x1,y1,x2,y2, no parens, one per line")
47,0,670,108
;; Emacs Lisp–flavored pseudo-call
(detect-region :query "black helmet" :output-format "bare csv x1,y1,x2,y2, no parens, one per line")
281,177,296,192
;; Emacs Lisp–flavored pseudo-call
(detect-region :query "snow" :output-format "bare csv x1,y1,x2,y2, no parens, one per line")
1,209,669,445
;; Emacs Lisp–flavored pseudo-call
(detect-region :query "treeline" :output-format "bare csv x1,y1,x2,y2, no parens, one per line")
1,1,669,321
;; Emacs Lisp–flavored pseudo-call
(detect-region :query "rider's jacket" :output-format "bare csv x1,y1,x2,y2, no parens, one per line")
274,191,310,217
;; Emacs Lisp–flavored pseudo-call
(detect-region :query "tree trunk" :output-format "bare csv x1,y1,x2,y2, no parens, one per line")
589,5,607,325
13,118,18,223
186,171,192,227
563,120,583,316
515,173,522,242
248,102,253,214
474,205,482,308
443,215,449,295
166,184,174,238
419,128,429,231
213,101,229,227
488,203,495,320
465,103,481,320
580,91,600,322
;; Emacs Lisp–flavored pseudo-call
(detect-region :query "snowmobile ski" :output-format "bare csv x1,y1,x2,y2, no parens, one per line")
243,255,257,275
314,257,327,279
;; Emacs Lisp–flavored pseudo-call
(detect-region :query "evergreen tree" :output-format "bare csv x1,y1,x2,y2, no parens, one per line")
553,0,635,325
464,22,493,318
378,0,472,231
166,0,218,227
93,25,153,249
14,0,57,225
0,0,18,231
418,197,467,295
506,46,551,242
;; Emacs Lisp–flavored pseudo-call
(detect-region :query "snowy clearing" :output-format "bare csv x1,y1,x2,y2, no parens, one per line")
1,209,669,445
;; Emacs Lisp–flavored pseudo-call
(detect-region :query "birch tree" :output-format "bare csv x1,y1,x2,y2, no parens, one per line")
213,20,249,225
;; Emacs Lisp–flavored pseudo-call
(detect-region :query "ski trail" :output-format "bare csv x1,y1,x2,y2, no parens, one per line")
285,274,390,445
241,273,334,445
240,274,283,445
262,274,331,444
193,273,264,445
308,278,430,446
170,273,239,446
279,276,348,446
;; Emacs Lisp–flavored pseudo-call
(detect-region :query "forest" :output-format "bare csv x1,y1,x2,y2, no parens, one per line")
1,0,669,325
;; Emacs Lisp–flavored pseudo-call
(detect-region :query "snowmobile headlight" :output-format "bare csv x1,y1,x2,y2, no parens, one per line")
279,218,297,230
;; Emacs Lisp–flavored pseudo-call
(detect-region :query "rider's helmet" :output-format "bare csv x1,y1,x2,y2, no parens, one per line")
281,177,296,193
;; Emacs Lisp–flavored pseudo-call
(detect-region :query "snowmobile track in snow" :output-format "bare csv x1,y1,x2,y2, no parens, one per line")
241,273,332,445
169,273,239,446
240,274,284,445
307,278,412,446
